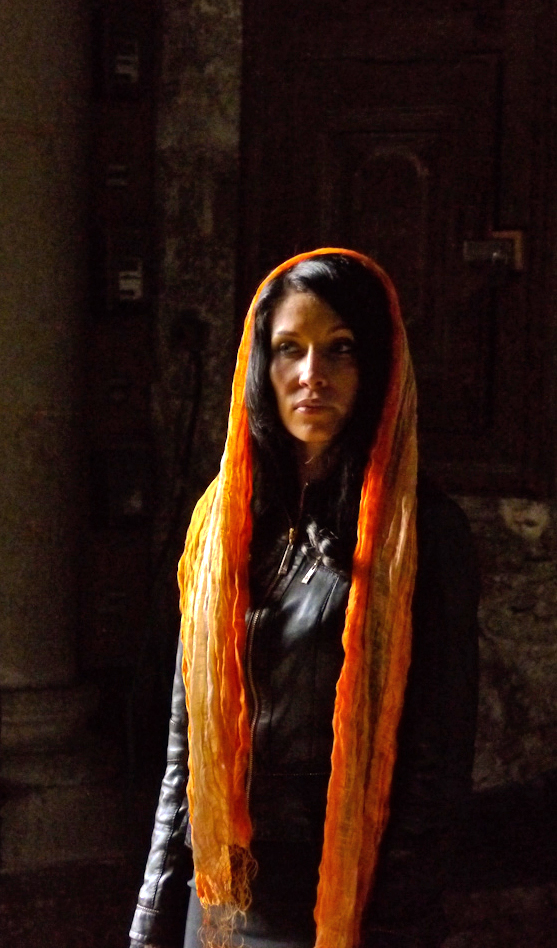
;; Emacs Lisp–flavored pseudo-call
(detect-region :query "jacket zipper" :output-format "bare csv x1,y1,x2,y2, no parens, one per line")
245,606,263,805
245,568,282,805
245,533,302,803
245,483,309,804
301,554,321,584
277,527,297,575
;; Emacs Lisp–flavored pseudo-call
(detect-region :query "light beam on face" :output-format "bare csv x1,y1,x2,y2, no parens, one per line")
269,290,359,472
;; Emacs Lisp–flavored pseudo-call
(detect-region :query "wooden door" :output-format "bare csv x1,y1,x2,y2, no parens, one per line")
239,0,557,495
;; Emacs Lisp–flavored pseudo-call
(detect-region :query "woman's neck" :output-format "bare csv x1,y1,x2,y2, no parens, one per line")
296,446,329,487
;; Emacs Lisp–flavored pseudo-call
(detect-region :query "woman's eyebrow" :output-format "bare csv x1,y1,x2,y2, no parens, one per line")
326,325,355,336
272,325,353,336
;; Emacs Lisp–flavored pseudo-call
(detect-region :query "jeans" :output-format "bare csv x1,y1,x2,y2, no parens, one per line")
183,839,319,948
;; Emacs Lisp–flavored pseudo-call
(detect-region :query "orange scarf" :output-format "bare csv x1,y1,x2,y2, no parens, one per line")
179,248,418,947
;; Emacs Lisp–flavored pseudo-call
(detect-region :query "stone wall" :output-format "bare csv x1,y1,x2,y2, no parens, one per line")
153,0,242,546
460,497,557,791
0,0,90,692
0,0,126,872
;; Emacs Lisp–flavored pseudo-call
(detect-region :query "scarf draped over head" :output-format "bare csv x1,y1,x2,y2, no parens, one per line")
178,248,418,947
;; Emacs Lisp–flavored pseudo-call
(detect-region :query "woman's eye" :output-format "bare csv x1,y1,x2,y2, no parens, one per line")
273,341,300,356
330,338,355,355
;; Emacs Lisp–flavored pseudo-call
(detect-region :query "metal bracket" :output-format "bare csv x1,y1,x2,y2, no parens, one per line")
463,230,524,271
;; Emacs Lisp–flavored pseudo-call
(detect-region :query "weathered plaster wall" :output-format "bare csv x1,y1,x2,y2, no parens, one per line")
153,0,242,542
0,0,126,872
0,0,90,690
461,497,557,790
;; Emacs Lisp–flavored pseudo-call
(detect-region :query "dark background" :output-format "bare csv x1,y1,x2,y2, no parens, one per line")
1,1,556,945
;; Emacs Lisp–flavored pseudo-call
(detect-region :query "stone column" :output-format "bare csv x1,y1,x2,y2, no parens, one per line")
0,0,121,871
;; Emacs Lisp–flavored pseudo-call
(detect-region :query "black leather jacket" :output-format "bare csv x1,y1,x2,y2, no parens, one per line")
130,479,479,948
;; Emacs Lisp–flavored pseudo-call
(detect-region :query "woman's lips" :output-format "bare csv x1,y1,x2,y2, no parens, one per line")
294,400,332,412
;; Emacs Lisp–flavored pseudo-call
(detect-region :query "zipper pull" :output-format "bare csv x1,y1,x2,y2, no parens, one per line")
278,527,297,575
301,556,321,584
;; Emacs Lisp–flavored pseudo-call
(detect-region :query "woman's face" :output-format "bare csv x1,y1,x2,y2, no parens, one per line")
269,290,359,464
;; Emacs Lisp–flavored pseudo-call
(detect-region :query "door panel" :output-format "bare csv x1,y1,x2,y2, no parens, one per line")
240,0,557,494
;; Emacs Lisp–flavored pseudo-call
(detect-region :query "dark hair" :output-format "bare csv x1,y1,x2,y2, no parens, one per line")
246,253,393,579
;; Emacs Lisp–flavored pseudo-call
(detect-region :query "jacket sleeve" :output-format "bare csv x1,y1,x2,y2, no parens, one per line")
362,486,480,948
129,638,192,948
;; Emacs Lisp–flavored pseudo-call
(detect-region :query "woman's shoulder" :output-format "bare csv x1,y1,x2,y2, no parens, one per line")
193,475,219,514
416,471,473,539
415,471,480,596
178,476,220,594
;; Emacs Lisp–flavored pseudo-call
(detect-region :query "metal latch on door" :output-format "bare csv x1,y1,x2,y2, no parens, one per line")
463,230,524,271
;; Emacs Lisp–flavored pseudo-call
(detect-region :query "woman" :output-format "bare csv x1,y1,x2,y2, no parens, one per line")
130,249,479,948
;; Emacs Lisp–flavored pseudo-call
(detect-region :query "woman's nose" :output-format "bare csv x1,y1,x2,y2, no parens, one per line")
299,348,327,387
